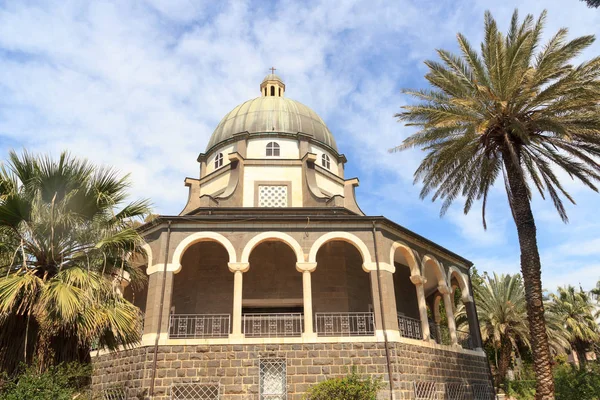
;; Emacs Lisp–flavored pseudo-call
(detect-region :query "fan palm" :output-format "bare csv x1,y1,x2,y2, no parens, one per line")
0,150,151,373
547,286,600,367
392,10,600,399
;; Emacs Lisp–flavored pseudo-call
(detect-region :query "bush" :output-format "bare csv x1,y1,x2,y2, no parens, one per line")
506,380,536,400
506,363,600,400
554,363,600,400
303,369,384,400
0,362,91,400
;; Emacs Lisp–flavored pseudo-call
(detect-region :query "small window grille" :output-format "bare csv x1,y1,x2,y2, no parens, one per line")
321,154,330,169
266,142,280,157
414,381,438,399
270,86,275,96
101,388,127,400
446,383,466,400
171,383,220,399
214,153,223,169
260,359,287,400
258,185,288,207
471,382,495,400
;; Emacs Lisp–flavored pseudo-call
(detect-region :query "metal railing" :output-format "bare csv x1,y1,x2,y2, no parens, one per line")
169,314,230,338
243,313,303,337
315,312,375,336
397,313,422,340
429,321,451,345
457,329,474,350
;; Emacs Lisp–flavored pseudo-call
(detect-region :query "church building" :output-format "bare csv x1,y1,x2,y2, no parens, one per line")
92,73,494,400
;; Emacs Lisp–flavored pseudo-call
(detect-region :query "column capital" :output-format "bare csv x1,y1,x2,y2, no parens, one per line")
296,262,317,273
410,275,427,286
462,294,474,303
437,285,451,295
228,262,249,273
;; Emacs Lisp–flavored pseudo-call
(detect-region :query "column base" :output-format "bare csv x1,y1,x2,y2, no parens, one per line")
228,333,245,343
301,332,318,342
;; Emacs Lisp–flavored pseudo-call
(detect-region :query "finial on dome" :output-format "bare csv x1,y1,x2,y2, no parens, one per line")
261,68,285,97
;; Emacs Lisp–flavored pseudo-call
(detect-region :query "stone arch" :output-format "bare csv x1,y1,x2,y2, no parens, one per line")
141,242,152,268
240,231,304,264
422,254,448,288
448,266,471,302
171,232,237,273
389,241,420,276
308,232,372,271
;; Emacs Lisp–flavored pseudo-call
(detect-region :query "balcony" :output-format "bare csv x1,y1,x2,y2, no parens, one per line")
315,312,375,336
169,314,230,338
397,313,422,340
457,329,474,350
242,313,303,337
429,321,451,345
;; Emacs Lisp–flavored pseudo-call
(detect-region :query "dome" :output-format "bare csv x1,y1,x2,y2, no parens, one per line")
206,74,337,152
262,73,283,83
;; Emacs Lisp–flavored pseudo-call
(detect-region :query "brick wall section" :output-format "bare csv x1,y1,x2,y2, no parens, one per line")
92,343,492,400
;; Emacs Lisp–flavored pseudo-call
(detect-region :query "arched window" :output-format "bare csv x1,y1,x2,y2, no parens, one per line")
321,154,331,169
264,88,267,96
214,153,223,169
266,142,280,157
270,86,275,96
278,88,281,97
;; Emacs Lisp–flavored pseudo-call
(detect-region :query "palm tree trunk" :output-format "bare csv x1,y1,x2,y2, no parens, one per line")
503,153,555,400
497,336,512,390
574,341,587,368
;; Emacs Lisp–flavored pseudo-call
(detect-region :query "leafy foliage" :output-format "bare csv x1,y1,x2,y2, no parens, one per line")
554,363,600,400
581,0,600,8
303,369,383,400
0,362,91,400
456,272,569,386
0,151,151,373
547,286,600,366
391,9,600,398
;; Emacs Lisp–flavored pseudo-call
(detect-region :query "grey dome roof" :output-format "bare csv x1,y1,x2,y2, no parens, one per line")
206,96,338,151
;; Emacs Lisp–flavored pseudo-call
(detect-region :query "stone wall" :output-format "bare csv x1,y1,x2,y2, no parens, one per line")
91,342,493,400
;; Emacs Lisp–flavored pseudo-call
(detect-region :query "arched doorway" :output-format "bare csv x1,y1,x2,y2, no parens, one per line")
242,241,303,337
170,241,233,338
312,241,374,336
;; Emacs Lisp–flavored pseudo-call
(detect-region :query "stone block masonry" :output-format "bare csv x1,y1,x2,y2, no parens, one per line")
91,343,492,400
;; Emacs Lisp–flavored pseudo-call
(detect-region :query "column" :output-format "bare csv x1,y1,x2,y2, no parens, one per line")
369,269,400,337
464,296,483,349
297,262,317,338
439,285,458,346
228,262,249,338
143,270,174,344
409,275,431,341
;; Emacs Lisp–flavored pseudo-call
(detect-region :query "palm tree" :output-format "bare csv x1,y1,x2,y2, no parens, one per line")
456,273,569,387
391,10,600,399
547,286,600,367
0,150,151,373
466,273,530,387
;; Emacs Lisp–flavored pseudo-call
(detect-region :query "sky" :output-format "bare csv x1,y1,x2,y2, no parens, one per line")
0,0,599,290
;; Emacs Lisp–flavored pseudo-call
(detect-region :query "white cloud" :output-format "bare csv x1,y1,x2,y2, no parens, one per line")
0,0,598,290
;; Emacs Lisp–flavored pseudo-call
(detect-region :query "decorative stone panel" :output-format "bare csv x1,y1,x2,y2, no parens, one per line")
258,185,288,207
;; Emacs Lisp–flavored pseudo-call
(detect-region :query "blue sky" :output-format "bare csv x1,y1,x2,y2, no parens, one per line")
0,0,599,290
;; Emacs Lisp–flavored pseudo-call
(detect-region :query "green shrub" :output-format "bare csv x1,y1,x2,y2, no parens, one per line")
303,369,384,400
554,363,600,400
0,362,91,400
506,380,536,400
